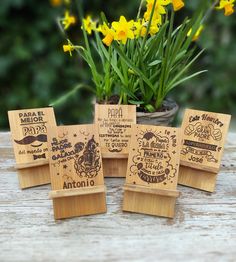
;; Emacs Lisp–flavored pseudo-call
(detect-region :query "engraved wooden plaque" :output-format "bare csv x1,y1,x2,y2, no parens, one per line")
8,107,56,189
94,104,136,177
48,124,106,219
123,124,181,218
179,109,231,192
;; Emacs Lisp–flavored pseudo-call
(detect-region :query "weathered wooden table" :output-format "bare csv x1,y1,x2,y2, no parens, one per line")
0,132,236,262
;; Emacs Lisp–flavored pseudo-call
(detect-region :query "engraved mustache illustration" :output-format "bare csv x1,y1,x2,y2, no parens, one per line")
109,148,122,153
14,134,47,145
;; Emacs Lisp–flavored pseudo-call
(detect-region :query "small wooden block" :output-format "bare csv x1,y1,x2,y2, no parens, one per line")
123,124,181,218
48,124,107,220
179,166,217,192
18,164,50,189
179,109,231,192
123,190,177,218
52,192,106,220
102,158,128,178
8,107,56,189
94,104,136,177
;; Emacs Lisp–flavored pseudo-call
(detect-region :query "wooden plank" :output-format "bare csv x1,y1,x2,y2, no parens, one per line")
8,107,57,188
18,164,51,189
49,185,106,199
179,109,231,192
8,108,56,165
178,166,217,192
15,160,48,169
102,158,128,177
123,124,181,217
47,124,107,219
0,132,236,261
94,104,136,177
123,184,180,197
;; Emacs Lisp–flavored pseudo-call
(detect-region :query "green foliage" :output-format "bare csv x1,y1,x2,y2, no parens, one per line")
0,0,235,128
0,0,92,128
110,2,208,111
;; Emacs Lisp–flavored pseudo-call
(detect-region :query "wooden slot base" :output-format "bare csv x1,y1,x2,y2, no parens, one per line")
17,164,50,189
50,186,107,220
103,158,128,178
123,184,179,218
178,165,217,193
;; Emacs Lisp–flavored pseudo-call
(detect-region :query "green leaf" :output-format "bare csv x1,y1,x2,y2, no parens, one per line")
148,60,162,67
145,104,156,113
128,100,145,105
49,84,95,107
166,70,207,93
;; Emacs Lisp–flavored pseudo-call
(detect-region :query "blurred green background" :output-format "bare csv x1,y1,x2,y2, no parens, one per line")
0,0,235,130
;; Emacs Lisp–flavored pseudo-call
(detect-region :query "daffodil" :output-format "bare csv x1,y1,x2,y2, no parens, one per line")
172,0,184,11
216,0,235,16
144,0,171,21
149,19,162,35
112,16,135,44
82,16,97,35
63,40,75,56
62,11,76,30
187,25,204,42
133,20,147,38
99,23,116,46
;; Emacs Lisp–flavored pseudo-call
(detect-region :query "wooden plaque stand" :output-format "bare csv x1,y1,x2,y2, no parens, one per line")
8,107,56,189
15,160,50,189
94,104,136,177
49,185,106,220
179,109,231,192
48,124,107,220
123,125,181,218
102,153,128,178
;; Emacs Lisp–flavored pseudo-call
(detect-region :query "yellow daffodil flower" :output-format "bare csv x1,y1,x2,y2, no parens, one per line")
144,0,171,21
149,19,162,35
187,25,204,42
63,40,75,56
99,23,116,46
216,0,235,16
172,0,185,11
103,33,115,46
133,20,147,38
99,22,110,36
112,16,135,44
82,16,97,35
62,11,76,30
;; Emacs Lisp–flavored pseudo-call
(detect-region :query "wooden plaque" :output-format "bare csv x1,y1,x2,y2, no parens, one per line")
94,104,136,177
179,109,231,192
123,124,181,218
47,124,106,219
8,107,56,189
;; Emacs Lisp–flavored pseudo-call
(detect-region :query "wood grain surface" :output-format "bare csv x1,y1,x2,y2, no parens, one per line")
0,132,235,262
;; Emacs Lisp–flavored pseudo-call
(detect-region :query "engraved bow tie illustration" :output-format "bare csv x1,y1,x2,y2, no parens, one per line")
33,153,46,160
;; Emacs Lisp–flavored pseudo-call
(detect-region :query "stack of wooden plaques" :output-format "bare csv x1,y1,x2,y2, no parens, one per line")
179,109,231,192
123,124,181,218
8,107,56,189
94,104,136,177
47,124,107,219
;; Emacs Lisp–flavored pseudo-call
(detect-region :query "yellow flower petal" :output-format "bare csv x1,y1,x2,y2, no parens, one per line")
224,3,234,16
172,0,185,11
102,33,114,46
